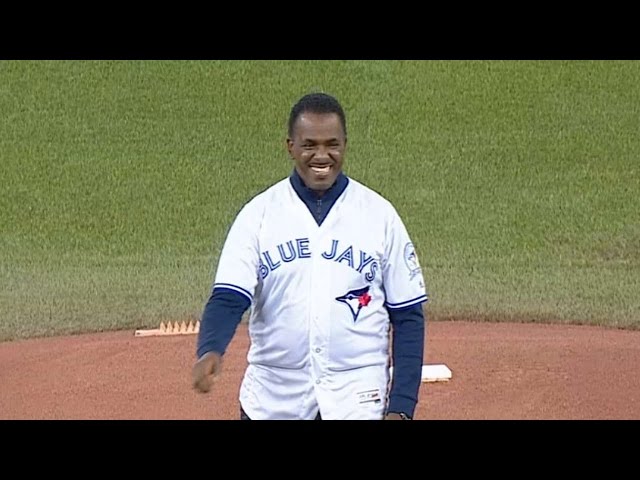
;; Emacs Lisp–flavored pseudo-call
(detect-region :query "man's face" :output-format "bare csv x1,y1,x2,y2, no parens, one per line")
287,112,346,192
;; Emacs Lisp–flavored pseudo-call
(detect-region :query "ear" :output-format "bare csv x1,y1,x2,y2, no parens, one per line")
286,137,294,157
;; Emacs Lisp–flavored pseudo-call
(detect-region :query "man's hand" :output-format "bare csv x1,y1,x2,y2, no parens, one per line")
192,351,223,393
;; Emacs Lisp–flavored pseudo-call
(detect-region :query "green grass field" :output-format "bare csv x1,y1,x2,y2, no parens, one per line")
1,60,639,341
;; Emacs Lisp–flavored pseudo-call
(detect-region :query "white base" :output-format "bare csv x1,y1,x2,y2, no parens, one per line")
389,364,452,382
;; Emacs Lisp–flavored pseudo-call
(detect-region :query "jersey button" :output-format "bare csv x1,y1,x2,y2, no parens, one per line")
315,348,321,353
315,379,321,384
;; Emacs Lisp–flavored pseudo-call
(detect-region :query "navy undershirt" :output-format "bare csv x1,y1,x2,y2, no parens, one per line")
196,169,425,417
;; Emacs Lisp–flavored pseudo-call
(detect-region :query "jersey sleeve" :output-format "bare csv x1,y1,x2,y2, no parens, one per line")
382,208,428,310
212,201,262,304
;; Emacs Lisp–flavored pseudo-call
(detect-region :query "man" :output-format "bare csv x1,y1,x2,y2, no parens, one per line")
192,92,427,420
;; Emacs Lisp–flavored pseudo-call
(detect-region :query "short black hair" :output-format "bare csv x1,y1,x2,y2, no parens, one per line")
288,92,347,138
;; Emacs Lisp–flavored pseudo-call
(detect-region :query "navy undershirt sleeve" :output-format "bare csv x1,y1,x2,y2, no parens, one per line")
196,288,251,359
386,303,426,417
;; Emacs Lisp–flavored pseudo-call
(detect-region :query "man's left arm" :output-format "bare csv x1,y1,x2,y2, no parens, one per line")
386,303,425,419
381,206,429,420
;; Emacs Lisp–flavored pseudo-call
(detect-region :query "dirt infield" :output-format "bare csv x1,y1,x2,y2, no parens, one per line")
1,320,639,420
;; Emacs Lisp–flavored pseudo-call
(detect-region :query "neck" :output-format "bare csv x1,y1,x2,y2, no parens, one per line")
311,187,328,198
294,169,341,196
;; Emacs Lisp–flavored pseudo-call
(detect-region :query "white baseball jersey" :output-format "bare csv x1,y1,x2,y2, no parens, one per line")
213,176,428,420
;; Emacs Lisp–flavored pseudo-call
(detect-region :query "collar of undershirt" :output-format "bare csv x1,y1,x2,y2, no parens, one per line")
289,168,350,225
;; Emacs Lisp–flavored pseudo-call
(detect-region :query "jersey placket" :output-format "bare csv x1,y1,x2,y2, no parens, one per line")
311,225,348,418
307,227,330,384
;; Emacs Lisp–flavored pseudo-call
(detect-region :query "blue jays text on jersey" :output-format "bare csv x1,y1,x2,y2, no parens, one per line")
259,237,379,282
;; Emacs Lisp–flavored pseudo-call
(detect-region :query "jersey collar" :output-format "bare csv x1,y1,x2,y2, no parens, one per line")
289,168,349,205
289,169,350,226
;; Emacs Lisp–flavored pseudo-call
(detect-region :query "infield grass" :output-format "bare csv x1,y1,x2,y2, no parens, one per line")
1,60,639,341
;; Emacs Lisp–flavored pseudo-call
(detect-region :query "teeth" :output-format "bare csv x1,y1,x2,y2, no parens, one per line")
311,166,330,173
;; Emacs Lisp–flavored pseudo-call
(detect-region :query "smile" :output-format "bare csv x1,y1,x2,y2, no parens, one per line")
310,165,331,174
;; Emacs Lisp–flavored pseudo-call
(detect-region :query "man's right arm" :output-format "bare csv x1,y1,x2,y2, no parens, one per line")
192,198,262,392
192,288,251,393
196,198,262,359
196,287,251,359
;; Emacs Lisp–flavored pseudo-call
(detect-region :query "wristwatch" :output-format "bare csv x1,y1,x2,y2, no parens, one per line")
388,412,412,420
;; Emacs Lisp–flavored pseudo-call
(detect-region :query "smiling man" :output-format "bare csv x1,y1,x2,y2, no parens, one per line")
192,92,428,420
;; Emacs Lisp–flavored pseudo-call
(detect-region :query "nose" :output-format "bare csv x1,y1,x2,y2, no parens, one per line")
314,146,330,159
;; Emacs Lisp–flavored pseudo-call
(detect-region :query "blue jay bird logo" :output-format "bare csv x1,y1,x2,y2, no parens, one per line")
336,286,372,322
